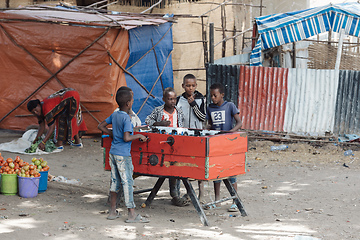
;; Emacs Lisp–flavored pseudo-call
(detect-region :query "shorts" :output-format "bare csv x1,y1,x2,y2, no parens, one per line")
109,154,135,209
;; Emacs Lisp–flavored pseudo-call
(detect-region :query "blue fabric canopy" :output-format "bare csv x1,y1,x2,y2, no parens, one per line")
125,22,174,124
250,2,360,66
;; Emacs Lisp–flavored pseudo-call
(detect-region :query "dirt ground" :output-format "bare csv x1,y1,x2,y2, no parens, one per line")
0,130,359,240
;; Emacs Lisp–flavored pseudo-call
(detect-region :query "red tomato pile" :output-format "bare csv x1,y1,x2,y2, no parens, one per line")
0,153,50,178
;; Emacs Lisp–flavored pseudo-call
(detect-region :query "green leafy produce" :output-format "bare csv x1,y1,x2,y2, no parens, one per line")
25,139,57,153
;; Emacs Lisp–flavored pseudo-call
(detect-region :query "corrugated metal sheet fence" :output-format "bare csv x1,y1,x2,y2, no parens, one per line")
284,69,339,134
206,64,360,136
238,66,288,131
334,70,360,135
206,64,240,107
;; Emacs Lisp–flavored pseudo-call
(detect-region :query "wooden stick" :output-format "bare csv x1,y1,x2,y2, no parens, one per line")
221,4,226,58
173,68,206,71
248,135,360,145
201,16,209,65
173,40,206,44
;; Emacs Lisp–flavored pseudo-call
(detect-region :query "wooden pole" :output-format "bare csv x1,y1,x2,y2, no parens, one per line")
251,22,257,50
201,16,209,65
335,28,345,70
233,23,236,55
221,4,226,58
292,42,296,68
209,23,214,64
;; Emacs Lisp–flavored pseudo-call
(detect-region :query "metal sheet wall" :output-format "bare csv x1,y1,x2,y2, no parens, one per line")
238,66,288,131
206,64,360,136
334,70,360,135
284,69,339,135
206,64,240,107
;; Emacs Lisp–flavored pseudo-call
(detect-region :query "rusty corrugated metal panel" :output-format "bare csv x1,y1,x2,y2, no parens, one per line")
334,70,360,135
206,64,240,106
238,66,288,131
284,69,339,135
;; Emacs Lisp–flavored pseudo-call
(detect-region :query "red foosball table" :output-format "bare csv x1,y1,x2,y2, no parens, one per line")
102,126,248,225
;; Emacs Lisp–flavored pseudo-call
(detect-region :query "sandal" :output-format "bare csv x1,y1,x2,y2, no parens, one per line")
180,194,191,206
71,142,83,148
125,214,149,223
106,210,121,220
228,204,238,212
203,204,221,210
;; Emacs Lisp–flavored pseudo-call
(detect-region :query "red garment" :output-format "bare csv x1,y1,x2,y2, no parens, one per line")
42,88,87,142
161,109,178,127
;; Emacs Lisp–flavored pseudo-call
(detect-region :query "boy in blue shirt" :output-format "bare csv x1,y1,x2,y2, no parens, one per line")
206,83,242,212
98,88,149,223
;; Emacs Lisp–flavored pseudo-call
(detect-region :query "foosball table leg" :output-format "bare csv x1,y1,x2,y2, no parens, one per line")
223,179,247,217
181,178,210,226
142,177,166,208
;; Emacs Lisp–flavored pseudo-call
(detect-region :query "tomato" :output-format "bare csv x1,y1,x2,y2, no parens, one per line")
6,158,13,163
29,165,35,170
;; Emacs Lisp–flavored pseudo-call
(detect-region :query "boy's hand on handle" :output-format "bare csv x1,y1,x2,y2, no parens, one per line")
139,135,148,142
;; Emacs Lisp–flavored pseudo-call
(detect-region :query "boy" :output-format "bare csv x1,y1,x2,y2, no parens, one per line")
145,87,188,206
115,86,141,127
176,74,206,129
206,83,242,212
108,86,141,207
98,88,149,223
176,74,206,202
145,87,184,127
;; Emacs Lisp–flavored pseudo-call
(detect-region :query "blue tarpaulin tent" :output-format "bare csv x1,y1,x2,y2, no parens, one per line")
250,2,360,66
126,22,174,123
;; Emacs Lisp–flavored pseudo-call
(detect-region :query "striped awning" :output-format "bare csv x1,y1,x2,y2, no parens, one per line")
250,2,360,66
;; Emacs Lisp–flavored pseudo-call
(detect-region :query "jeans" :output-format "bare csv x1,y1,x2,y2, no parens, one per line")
169,177,181,198
109,154,136,209
214,176,237,184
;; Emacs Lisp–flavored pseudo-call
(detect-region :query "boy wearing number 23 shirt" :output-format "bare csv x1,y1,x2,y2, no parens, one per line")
206,83,242,212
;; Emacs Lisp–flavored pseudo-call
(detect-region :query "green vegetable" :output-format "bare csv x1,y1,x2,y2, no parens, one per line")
25,139,57,153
